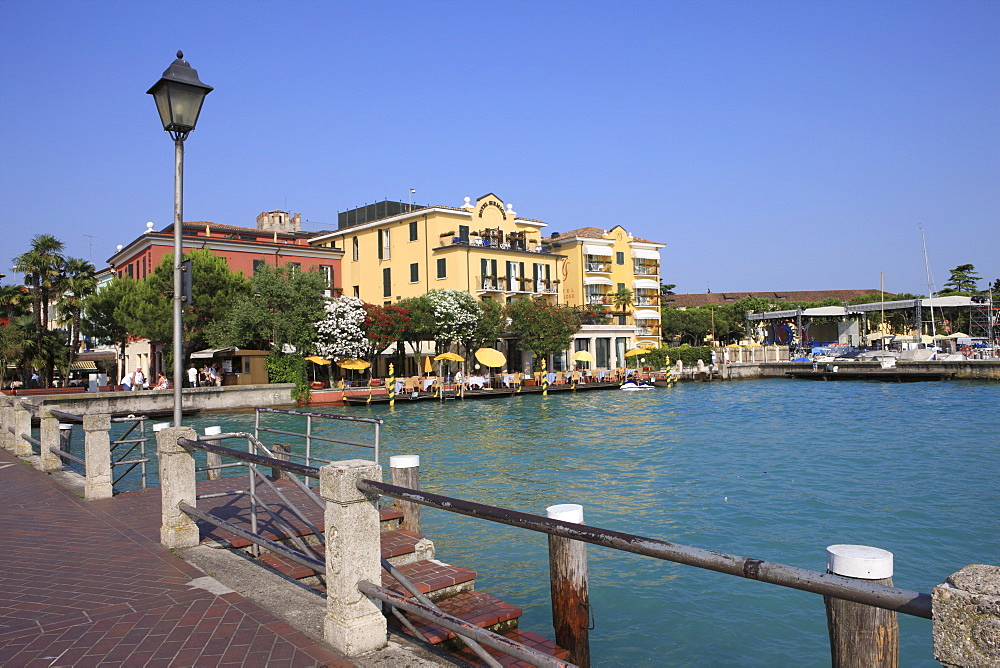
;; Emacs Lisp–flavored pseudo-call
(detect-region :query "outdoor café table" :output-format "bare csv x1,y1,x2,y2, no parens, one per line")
423,378,436,391
501,374,514,387
465,375,486,389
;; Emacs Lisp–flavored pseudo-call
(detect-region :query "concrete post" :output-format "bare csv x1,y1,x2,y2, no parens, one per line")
0,397,13,451
13,401,33,458
38,409,63,472
204,426,223,480
156,425,199,549
933,564,1000,667
320,459,387,656
83,413,113,500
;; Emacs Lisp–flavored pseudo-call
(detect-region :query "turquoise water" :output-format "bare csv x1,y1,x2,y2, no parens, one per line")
115,379,998,666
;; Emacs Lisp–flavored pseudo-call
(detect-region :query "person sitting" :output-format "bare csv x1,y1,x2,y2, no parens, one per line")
153,373,170,390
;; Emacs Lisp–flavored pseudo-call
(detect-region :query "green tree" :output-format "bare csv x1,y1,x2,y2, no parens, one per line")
506,299,581,367
424,290,481,350
121,249,249,367
0,285,29,322
0,319,26,388
55,257,97,368
463,299,507,354
939,264,981,295
659,283,676,296
82,277,138,381
12,234,65,384
206,263,326,353
612,287,634,314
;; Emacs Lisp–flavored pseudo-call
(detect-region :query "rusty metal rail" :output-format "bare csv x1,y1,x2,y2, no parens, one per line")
357,479,933,620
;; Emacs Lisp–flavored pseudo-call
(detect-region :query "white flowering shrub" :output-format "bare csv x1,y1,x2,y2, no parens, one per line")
426,289,481,345
314,296,370,359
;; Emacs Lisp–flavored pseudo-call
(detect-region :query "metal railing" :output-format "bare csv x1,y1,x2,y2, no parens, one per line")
254,407,382,481
357,479,933,621
48,409,151,489
172,438,565,668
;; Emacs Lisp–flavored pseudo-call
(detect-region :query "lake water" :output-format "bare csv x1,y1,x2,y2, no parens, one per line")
108,378,998,666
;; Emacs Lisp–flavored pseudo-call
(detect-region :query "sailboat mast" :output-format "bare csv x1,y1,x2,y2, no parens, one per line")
920,227,938,347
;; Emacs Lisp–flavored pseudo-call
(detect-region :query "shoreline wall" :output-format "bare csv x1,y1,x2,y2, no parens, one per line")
23,383,296,416
718,361,1000,380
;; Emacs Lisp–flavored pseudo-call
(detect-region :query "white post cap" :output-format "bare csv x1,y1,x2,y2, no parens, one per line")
826,544,893,579
389,454,420,469
546,503,584,524
204,426,222,436
59,423,74,430
152,422,171,432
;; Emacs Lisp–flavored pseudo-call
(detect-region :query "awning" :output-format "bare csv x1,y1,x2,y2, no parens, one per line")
633,278,659,290
583,277,613,286
631,248,660,260
70,361,97,370
583,244,613,256
802,306,846,317
634,309,661,319
190,347,240,359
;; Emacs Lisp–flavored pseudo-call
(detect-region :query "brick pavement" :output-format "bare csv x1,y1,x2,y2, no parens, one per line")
0,449,353,667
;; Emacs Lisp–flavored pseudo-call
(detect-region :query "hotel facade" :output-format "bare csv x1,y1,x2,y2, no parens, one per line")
311,193,665,371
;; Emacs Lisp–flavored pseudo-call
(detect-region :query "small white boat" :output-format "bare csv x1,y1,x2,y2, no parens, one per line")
620,380,655,391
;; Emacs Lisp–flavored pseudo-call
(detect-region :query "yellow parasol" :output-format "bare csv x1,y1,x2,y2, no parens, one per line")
474,347,506,368
623,348,647,358
434,352,464,362
423,355,434,374
336,359,371,370
571,350,595,363
304,356,331,365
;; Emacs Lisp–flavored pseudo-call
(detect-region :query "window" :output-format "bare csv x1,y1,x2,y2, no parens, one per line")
319,265,333,288
253,259,266,274
382,268,391,297
352,237,359,262
288,262,301,272
353,285,360,298
409,221,418,241
458,225,469,242
378,229,390,260
436,258,447,279
126,264,133,278
141,257,146,279
409,262,419,283
616,251,625,265
618,283,625,292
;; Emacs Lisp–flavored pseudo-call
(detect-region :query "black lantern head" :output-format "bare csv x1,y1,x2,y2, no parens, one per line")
147,51,213,140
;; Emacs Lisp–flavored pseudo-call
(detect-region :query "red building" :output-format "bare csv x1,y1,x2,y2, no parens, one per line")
107,211,343,292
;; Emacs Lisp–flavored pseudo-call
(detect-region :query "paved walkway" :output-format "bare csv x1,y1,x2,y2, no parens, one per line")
0,448,352,667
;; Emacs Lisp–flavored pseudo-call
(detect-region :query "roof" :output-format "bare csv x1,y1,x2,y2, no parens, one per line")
544,227,665,246
662,289,888,308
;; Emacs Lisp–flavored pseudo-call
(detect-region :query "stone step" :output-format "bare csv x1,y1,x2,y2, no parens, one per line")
255,530,437,581
382,559,477,602
392,589,522,647
451,628,571,667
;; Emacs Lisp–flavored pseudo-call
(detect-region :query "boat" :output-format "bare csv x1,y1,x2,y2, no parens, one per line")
620,379,656,391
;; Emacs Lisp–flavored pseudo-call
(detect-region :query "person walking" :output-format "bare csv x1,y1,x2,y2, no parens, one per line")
187,365,199,388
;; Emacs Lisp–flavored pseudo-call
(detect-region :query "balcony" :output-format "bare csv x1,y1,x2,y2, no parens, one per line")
445,236,551,254
633,264,659,276
635,296,658,306
586,262,611,273
587,294,612,306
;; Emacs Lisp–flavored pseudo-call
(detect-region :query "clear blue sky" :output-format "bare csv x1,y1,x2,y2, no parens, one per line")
2,1,997,295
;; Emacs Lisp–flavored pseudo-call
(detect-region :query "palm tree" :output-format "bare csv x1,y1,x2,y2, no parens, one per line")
0,284,29,322
12,234,66,385
56,258,97,368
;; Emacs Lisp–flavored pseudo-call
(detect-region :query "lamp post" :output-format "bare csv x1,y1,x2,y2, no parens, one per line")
147,51,213,427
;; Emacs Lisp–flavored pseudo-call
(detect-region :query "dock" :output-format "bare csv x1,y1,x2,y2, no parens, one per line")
785,369,954,382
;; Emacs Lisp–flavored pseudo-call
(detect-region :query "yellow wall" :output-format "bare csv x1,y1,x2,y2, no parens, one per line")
312,194,560,305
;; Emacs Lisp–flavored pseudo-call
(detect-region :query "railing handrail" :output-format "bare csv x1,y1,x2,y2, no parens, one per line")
48,409,83,423
177,436,321,479
256,407,383,425
357,479,933,619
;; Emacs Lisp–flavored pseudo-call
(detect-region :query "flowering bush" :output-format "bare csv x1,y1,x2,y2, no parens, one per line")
363,303,411,356
314,296,369,360
425,290,481,346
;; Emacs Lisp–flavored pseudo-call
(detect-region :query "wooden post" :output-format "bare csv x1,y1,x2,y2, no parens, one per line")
547,503,591,668
389,455,421,533
271,442,291,481
58,423,73,464
204,426,223,480
824,544,898,668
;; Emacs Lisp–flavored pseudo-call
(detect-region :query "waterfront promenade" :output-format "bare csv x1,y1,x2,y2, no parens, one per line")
0,446,351,667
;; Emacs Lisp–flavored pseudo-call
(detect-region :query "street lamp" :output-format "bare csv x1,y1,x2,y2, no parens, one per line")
148,51,212,427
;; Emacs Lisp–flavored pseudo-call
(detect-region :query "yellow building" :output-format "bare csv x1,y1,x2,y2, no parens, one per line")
544,226,665,360
310,193,561,306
